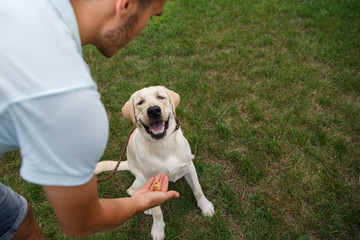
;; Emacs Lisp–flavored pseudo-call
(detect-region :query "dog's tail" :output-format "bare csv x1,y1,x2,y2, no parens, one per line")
94,160,129,175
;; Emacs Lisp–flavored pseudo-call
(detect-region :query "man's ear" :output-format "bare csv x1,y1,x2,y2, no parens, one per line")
166,89,180,116
115,0,134,15
122,96,136,126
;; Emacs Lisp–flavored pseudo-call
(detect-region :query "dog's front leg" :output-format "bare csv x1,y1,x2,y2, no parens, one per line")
151,206,165,240
127,175,146,196
184,162,215,217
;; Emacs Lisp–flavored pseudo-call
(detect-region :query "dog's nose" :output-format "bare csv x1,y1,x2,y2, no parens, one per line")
147,106,162,118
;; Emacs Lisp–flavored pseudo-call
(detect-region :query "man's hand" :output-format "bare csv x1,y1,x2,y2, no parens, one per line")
131,174,180,211
43,174,178,236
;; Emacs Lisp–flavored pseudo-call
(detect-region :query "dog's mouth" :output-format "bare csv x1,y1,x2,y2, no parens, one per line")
142,118,169,139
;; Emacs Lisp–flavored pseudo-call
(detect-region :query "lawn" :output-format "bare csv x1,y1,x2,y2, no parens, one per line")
1,0,359,239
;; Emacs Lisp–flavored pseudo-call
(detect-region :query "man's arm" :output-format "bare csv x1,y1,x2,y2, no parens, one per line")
43,174,179,236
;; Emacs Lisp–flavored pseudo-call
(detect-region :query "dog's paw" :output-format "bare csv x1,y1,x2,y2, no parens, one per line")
144,208,153,215
151,222,165,240
126,187,137,196
198,198,215,217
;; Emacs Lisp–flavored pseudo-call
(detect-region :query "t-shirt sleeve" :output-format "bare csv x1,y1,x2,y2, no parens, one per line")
9,89,109,186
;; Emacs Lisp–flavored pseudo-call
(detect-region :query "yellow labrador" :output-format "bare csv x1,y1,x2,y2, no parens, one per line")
95,86,214,240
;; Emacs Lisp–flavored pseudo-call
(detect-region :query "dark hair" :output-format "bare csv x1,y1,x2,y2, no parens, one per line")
137,0,162,10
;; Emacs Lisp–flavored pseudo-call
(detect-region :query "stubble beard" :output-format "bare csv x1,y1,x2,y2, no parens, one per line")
99,13,140,58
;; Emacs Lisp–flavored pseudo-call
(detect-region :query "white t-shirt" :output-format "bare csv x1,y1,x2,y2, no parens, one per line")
0,0,109,186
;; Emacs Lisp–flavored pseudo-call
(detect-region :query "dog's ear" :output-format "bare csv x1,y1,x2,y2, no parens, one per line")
122,96,136,126
167,89,180,116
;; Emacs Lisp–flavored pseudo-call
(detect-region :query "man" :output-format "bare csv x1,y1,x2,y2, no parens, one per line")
0,0,179,239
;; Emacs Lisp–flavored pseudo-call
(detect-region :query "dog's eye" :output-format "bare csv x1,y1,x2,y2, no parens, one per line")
157,96,165,100
138,100,144,105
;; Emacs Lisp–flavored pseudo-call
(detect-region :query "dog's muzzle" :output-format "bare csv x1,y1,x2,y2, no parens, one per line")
142,106,169,139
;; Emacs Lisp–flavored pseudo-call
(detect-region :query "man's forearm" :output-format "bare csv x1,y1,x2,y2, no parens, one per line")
44,176,144,236
44,174,178,237
65,197,145,236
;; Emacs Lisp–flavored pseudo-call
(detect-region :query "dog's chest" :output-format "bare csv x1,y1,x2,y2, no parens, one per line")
129,131,194,182
138,149,192,182
128,129,194,182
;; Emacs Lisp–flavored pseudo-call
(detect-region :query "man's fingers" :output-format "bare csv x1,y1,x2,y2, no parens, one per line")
155,174,161,182
160,175,169,192
166,190,180,199
144,174,172,193
144,177,155,190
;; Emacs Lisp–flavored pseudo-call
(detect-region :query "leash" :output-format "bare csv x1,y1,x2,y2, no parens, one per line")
97,127,136,183
97,118,180,183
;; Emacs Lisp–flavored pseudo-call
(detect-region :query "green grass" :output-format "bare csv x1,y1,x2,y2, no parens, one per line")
1,0,360,239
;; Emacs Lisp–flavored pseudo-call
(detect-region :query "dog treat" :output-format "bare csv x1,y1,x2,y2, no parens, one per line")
153,181,161,191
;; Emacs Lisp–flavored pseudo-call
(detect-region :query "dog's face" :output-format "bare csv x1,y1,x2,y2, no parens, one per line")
122,86,180,140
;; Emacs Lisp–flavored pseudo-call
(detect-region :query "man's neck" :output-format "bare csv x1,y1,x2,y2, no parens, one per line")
70,0,113,46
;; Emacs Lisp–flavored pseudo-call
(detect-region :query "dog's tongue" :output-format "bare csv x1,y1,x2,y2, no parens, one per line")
150,122,165,134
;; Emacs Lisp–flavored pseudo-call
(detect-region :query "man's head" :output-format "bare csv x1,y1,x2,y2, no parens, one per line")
72,0,167,58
